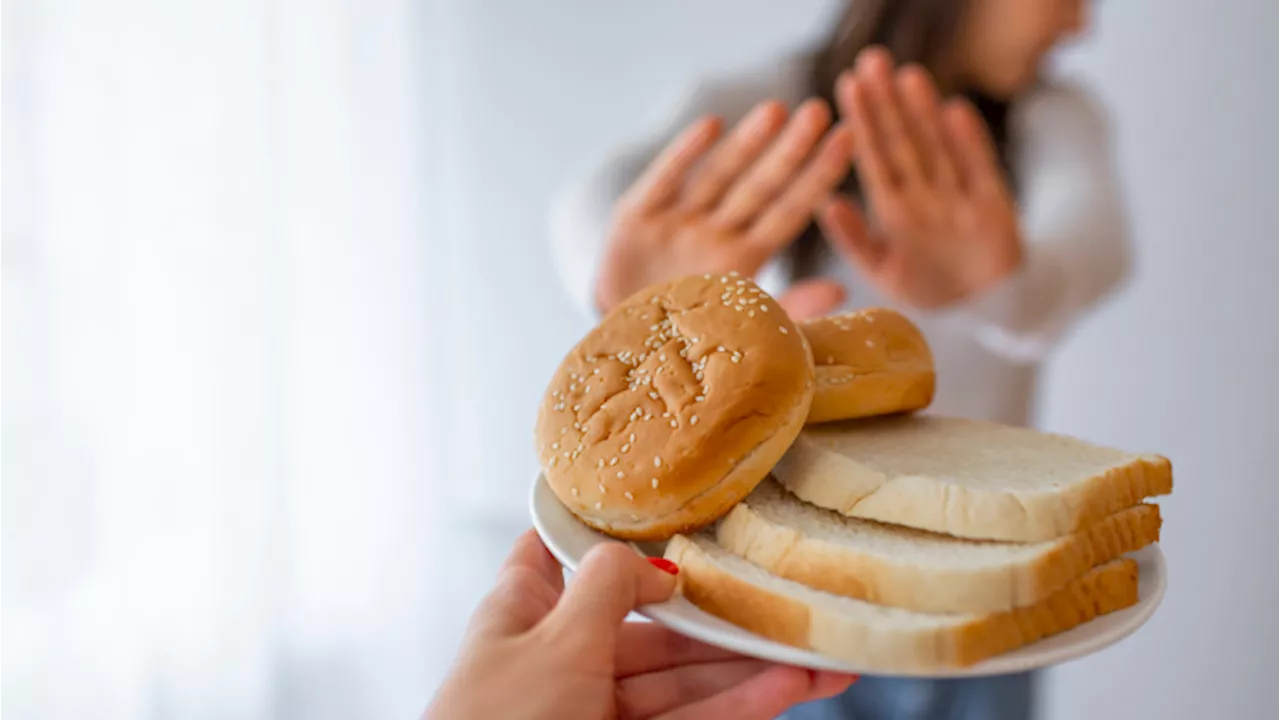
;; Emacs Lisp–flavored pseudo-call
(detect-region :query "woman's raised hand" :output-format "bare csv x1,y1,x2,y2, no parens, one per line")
595,99,852,320
820,48,1023,310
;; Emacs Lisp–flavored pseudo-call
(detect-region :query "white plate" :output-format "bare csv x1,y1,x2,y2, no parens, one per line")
529,473,1167,677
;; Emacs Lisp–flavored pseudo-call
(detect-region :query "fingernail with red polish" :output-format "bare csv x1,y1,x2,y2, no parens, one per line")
648,557,679,575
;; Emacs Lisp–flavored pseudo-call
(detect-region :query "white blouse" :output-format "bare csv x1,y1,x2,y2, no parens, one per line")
548,52,1131,427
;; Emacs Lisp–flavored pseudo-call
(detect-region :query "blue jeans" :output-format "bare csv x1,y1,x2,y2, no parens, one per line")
783,673,1037,720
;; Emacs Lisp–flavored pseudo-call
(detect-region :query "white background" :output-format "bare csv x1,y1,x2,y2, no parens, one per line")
3,0,1276,718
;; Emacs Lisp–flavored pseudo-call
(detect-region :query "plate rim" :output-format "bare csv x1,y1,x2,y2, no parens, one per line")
529,473,1167,677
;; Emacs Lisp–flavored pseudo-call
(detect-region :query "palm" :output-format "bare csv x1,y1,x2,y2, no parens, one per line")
595,99,853,319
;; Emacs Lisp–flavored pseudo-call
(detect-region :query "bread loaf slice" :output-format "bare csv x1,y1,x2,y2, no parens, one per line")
773,416,1172,542
717,481,1160,613
664,534,1140,672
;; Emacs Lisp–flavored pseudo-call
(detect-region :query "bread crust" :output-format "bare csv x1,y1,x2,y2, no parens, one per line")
800,309,935,424
665,535,1140,672
536,274,814,540
775,417,1174,542
716,490,1161,613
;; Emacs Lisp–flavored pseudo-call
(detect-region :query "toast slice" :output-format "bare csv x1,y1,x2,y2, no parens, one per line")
665,534,1140,672
717,480,1160,613
773,416,1172,542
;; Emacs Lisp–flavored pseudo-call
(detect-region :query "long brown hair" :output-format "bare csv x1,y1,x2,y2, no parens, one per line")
790,0,1016,279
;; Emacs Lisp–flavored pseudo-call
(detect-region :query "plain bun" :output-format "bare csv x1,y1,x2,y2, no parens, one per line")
536,274,814,540
799,308,934,424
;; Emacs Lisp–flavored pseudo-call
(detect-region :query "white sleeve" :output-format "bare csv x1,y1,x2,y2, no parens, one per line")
952,82,1133,363
547,60,812,321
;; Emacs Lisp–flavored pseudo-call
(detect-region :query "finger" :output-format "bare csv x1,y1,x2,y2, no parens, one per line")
468,531,567,637
777,278,846,321
711,98,832,229
807,670,861,701
942,98,1003,194
896,64,957,189
842,75,897,199
623,116,724,213
541,543,677,640
680,101,788,212
615,622,743,677
817,195,885,274
856,46,924,183
656,665,854,720
499,528,566,592
617,659,773,719
748,125,852,252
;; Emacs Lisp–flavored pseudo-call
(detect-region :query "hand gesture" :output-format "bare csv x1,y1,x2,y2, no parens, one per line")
596,100,852,319
819,48,1023,310
425,531,856,720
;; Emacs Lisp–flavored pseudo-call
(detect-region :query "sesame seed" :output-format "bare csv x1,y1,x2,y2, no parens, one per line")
717,345,725,352
865,339,875,347
670,419,678,428
597,459,604,469
748,311,755,317
562,451,570,458
630,513,640,521
659,354,667,362
728,271,739,277
598,483,605,493
649,391,659,400
629,433,636,443
594,502,602,510
695,395,705,402
703,273,711,279
573,404,581,411
760,305,769,313
571,487,579,497
560,427,567,435
549,457,557,467
616,471,625,479
609,457,618,466
731,355,740,363
551,442,559,450
624,491,634,501
654,456,662,467
569,384,576,392
644,413,653,421
690,415,699,425
621,443,630,453
779,326,789,334
651,478,659,488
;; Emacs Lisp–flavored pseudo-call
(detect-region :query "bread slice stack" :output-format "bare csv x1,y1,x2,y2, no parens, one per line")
662,315,1172,673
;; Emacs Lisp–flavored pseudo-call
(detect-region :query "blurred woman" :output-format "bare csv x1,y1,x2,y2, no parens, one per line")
549,0,1129,717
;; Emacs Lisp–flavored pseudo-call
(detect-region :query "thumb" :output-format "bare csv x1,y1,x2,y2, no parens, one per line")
817,194,884,274
778,278,846,320
541,543,678,640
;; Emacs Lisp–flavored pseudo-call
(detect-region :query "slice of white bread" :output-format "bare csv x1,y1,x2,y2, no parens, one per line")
664,534,1140,672
717,480,1160,613
773,416,1173,542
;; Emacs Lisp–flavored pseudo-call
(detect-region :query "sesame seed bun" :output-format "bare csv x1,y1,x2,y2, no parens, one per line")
799,308,935,424
536,274,814,541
